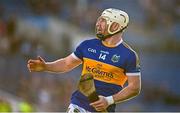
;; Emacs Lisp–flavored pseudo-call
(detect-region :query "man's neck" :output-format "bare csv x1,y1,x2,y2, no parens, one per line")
102,34,123,47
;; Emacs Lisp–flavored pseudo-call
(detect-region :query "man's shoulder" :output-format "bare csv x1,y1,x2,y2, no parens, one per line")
80,38,100,46
83,38,99,43
121,41,139,57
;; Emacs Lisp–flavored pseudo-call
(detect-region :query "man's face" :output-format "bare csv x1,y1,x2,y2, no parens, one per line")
95,16,108,35
95,16,120,36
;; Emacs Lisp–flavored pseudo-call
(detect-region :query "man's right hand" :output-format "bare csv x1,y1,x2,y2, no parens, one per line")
27,56,46,72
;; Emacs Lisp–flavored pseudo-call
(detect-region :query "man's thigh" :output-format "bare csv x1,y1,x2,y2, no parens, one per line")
67,103,91,113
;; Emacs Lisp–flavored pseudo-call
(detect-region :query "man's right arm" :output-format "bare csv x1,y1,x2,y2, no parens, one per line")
27,54,82,73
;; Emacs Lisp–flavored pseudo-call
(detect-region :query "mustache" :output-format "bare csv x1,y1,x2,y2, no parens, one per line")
95,26,102,32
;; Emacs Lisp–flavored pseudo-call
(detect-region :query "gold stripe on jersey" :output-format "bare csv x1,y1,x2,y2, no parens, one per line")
81,58,127,87
122,42,140,68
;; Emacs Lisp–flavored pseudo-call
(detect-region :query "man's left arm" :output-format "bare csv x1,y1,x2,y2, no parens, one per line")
90,75,141,111
112,75,141,103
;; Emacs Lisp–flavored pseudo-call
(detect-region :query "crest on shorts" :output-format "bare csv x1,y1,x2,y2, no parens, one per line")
111,54,120,63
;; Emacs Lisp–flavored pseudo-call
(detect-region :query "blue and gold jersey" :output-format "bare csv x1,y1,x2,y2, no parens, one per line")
71,38,140,112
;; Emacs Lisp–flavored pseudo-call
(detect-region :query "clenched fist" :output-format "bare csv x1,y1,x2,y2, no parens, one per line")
27,56,46,72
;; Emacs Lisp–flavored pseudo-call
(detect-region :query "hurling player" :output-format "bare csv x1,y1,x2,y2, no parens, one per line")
27,8,141,112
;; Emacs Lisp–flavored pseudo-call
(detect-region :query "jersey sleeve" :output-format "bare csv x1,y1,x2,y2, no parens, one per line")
125,52,141,76
72,41,85,60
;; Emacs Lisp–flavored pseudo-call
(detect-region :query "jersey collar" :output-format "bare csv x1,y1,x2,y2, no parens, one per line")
102,38,123,48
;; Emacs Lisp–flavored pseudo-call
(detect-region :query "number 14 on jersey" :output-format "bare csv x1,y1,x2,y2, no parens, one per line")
99,53,106,60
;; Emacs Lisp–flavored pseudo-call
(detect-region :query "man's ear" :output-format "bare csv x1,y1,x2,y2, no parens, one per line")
109,22,120,33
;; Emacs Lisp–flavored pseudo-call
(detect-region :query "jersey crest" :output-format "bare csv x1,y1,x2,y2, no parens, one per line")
111,54,120,63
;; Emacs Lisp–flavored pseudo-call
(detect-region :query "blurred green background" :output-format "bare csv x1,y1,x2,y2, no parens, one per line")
0,0,180,112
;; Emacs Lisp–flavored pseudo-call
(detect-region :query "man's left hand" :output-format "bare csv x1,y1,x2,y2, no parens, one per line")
90,95,108,111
